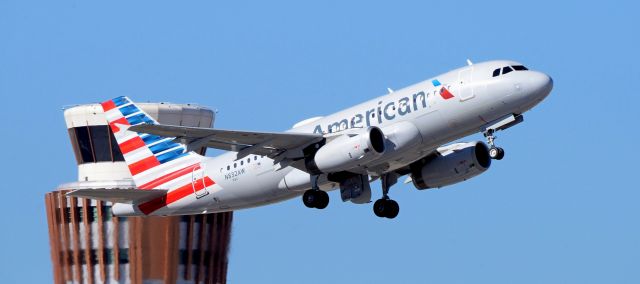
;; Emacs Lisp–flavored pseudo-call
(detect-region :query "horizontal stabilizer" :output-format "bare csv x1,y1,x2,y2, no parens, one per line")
67,188,168,204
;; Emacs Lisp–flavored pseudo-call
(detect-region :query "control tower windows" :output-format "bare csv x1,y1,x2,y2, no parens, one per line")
73,126,95,163
69,125,125,164
91,126,111,162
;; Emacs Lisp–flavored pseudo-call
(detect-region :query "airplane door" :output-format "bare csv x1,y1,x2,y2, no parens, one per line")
191,164,210,199
457,68,475,101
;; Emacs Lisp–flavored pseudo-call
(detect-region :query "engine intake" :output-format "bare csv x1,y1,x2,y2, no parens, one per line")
306,127,385,174
412,141,491,189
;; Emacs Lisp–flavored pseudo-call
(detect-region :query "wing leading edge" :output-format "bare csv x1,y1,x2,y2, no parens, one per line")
129,123,324,158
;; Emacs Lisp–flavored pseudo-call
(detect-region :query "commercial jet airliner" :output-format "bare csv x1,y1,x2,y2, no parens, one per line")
69,60,553,219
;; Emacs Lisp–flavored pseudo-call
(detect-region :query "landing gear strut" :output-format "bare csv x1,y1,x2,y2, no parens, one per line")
373,173,400,219
484,129,505,160
302,174,329,209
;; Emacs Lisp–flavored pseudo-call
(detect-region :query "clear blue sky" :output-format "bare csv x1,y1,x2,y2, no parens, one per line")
1,1,638,283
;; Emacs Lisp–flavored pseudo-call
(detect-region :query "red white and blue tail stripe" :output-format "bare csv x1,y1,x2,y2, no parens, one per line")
101,96,215,215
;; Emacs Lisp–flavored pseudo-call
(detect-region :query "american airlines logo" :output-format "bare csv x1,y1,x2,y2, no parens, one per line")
313,79,454,134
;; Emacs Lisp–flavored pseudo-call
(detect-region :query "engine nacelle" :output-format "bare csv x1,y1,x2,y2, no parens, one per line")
412,141,491,189
306,127,385,174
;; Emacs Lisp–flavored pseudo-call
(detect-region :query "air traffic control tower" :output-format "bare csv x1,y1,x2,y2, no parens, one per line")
45,102,233,284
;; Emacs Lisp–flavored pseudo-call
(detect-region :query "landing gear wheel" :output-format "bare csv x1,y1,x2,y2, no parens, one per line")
302,190,329,209
484,129,505,160
315,190,329,209
489,147,498,159
373,198,400,219
374,173,400,219
302,190,317,208
373,199,387,217
489,147,505,160
385,200,399,219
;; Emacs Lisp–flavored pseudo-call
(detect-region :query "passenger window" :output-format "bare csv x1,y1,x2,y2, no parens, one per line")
492,68,500,77
254,156,258,160
241,160,244,165
227,165,230,170
502,66,513,75
512,65,528,71
234,163,237,168
247,158,250,163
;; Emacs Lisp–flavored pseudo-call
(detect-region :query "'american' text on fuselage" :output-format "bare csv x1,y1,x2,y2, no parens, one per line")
313,91,430,134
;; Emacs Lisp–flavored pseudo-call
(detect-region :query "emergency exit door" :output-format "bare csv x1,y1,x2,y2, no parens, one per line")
191,164,210,199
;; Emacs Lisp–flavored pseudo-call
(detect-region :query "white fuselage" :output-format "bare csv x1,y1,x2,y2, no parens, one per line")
148,60,553,215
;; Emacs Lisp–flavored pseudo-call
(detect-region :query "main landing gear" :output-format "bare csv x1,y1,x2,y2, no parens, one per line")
373,173,399,219
484,129,505,160
302,175,329,209
302,173,401,219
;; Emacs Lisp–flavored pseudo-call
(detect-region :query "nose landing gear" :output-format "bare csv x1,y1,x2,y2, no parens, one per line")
481,114,525,160
484,129,505,160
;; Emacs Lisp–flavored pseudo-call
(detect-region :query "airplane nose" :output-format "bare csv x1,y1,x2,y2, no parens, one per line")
528,71,553,99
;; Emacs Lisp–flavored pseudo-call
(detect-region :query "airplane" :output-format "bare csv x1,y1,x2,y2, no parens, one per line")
69,60,553,219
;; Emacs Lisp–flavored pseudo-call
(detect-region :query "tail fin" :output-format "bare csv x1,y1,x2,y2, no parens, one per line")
101,96,205,189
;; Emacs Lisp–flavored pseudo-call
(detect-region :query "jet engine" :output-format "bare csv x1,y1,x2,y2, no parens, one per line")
411,141,491,189
306,127,385,174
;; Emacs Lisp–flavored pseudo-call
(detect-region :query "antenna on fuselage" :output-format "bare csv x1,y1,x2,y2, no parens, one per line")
466,59,473,66
387,87,394,94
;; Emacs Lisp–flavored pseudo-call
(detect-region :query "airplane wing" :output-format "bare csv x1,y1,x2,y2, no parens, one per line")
129,123,324,158
67,188,168,204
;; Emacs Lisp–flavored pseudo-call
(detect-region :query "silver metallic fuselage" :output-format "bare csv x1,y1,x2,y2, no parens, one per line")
150,60,553,215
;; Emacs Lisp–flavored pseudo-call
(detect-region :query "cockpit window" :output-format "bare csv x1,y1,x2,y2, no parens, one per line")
493,65,528,77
